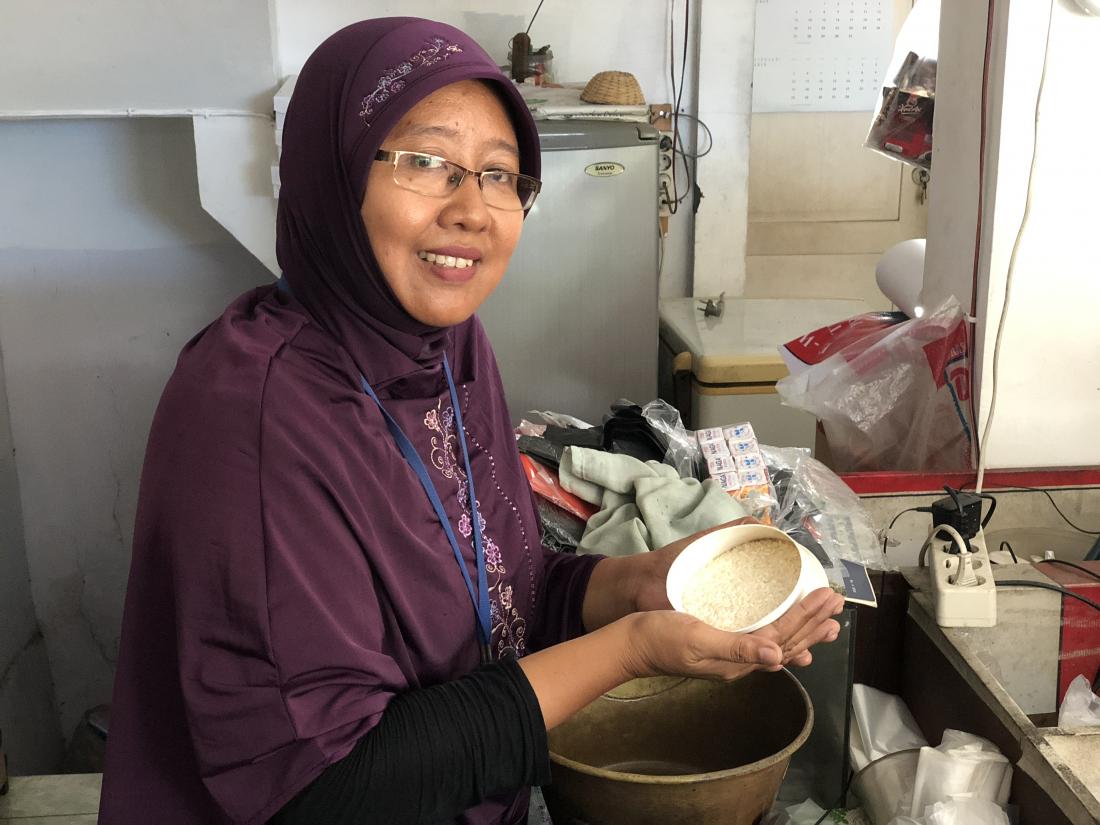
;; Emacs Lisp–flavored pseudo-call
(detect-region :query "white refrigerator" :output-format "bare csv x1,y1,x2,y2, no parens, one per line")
477,120,660,425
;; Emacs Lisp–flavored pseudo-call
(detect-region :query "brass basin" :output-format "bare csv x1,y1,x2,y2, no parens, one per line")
545,670,813,825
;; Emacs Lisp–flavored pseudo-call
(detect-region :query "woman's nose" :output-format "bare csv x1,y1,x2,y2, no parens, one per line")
439,174,492,231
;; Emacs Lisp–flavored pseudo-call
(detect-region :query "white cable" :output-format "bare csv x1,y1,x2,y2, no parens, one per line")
975,0,1056,494
918,523,971,567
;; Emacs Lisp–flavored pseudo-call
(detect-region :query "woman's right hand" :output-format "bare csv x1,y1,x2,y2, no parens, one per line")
621,587,845,683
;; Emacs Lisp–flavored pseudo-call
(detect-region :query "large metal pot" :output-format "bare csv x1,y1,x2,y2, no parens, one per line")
544,670,813,825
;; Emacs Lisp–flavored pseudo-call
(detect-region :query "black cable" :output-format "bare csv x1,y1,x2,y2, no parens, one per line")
670,0,694,207
996,580,1100,614
524,0,546,36
667,1,680,215
1036,559,1100,583
978,492,997,529
960,481,1100,535
1026,487,1100,535
811,770,854,825
999,540,1018,564
882,507,932,557
878,506,932,604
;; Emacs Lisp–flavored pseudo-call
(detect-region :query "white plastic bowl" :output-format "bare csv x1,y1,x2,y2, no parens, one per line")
666,523,830,634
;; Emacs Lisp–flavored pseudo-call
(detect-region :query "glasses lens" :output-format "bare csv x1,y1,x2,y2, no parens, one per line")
392,153,459,197
516,176,540,211
479,171,522,211
480,172,540,211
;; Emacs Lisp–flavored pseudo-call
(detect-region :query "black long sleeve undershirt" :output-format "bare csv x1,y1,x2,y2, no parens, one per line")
269,657,550,825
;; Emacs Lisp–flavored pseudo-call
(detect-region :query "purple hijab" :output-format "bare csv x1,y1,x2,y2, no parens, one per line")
100,18,599,825
276,16,540,391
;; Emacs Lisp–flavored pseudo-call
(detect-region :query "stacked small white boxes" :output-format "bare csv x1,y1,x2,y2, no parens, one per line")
272,75,298,199
696,422,770,503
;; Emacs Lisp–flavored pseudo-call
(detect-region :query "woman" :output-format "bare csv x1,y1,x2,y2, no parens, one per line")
99,17,843,825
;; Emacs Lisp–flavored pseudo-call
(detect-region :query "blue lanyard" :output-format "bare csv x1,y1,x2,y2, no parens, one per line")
275,278,492,662
358,358,492,662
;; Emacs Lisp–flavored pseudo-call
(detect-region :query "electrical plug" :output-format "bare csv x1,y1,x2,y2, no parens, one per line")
950,550,980,587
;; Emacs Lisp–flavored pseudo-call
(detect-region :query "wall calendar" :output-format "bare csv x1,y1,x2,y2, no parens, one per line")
752,0,896,113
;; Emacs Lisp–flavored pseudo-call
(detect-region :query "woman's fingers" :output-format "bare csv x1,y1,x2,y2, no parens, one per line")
691,621,783,667
788,650,813,668
782,618,840,663
780,590,845,655
758,588,835,645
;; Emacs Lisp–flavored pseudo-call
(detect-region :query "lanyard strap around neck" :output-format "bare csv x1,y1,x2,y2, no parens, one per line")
359,356,492,660
275,277,491,660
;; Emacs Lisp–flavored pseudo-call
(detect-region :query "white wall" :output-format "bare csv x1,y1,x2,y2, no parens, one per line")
973,0,1100,470
0,0,276,114
928,0,1100,470
693,0,756,298
275,1,685,104
920,1,985,313
0,344,61,774
0,117,272,752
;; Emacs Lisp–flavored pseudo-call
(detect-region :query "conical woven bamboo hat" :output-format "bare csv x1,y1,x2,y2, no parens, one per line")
579,71,645,105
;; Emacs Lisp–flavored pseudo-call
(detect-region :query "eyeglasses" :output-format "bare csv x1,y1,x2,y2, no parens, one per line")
374,150,541,212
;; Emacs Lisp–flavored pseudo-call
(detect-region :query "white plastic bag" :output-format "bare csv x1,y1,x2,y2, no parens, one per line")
777,297,973,472
923,798,1010,825
850,684,929,771
1058,674,1100,728
908,730,1012,818
784,799,829,825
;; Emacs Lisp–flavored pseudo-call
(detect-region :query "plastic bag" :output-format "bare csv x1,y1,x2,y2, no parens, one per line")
525,409,594,429
534,497,586,553
640,398,702,478
1058,674,1100,728
923,799,1010,825
865,0,940,171
764,446,887,569
519,454,597,521
909,732,1011,818
776,296,973,473
888,799,1010,825
850,684,929,772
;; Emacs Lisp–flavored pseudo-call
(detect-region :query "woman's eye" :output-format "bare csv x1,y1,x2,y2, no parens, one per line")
484,171,516,188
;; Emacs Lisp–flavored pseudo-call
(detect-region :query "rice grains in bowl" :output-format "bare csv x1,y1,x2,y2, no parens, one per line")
681,537,801,632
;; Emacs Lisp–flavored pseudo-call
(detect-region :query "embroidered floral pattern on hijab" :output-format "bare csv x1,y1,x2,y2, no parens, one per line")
359,37,464,126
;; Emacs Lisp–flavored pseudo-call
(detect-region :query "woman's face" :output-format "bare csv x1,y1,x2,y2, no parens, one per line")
360,80,525,328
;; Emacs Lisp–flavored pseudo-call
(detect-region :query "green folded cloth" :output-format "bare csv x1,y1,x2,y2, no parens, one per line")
558,447,747,557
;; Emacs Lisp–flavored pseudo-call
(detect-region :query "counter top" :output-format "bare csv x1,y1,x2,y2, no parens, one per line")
903,565,1100,824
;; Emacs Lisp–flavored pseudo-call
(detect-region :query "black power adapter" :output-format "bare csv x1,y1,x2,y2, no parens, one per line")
930,486,997,550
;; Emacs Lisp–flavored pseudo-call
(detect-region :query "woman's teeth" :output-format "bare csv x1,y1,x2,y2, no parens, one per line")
419,251,475,269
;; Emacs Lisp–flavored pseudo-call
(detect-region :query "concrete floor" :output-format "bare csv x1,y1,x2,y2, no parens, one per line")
0,774,100,823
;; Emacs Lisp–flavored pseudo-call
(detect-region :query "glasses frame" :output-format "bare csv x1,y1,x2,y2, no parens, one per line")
374,150,541,212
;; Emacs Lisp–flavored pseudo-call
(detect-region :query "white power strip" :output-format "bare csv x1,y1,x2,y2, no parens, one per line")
930,529,997,627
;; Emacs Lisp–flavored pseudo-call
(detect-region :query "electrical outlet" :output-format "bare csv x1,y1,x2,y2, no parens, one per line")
656,133,675,218
650,104,676,220
658,171,674,218
930,530,997,627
